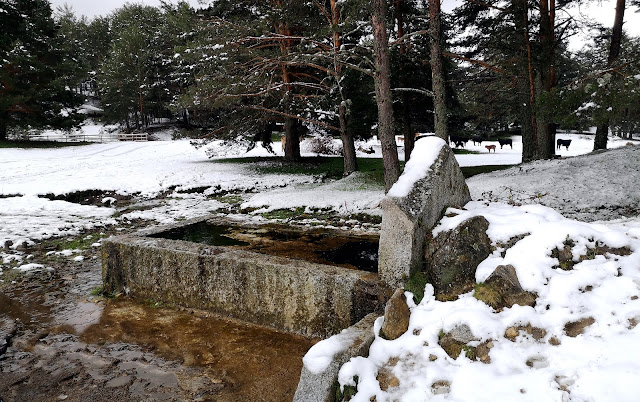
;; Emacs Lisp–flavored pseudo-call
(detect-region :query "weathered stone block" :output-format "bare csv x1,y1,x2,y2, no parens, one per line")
379,137,471,288
380,289,411,340
102,218,391,338
425,215,492,296
475,264,537,310
293,313,378,402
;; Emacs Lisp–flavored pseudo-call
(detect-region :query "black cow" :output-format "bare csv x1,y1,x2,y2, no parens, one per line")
557,139,572,150
450,135,469,148
498,138,513,149
471,135,484,146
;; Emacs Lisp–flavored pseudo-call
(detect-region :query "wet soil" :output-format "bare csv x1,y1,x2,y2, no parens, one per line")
0,226,316,402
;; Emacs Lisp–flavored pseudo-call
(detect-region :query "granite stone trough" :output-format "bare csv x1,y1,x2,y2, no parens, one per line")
102,216,392,338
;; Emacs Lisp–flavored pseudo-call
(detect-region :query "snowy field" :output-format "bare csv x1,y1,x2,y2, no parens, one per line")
1,127,640,401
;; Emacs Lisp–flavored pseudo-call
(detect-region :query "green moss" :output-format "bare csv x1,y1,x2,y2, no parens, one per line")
405,272,429,304
90,286,104,296
474,283,501,309
335,375,359,402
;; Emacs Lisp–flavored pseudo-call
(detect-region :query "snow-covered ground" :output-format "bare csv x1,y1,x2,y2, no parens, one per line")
1,127,640,401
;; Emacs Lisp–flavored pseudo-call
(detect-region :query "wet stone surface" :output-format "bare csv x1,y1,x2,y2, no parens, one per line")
1,226,315,402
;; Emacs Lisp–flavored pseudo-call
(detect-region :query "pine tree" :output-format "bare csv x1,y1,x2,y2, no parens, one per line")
0,0,83,140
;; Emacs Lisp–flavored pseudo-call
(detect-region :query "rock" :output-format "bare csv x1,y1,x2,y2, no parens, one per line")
447,324,477,344
293,313,378,402
378,138,471,287
377,367,400,391
431,381,450,395
3,240,13,251
551,238,575,270
476,340,494,363
438,324,480,360
564,317,595,337
548,336,561,346
504,324,547,342
475,265,537,310
0,317,17,356
425,216,492,297
380,289,411,340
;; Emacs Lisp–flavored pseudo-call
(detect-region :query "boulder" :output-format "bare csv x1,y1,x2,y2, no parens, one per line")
379,137,471,287
0,317,17,356
293,313,378,402
380,289,411,340
425,215,492,297
475,265,537,310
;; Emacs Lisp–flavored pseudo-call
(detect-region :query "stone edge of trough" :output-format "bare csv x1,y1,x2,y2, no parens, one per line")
293,312,379,402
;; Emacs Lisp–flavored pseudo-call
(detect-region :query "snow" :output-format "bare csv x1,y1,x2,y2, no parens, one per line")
336,200,640,401
1,125,640,401
388,136,446,198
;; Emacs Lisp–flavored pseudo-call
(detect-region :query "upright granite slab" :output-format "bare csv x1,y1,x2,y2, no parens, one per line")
378,136,471,287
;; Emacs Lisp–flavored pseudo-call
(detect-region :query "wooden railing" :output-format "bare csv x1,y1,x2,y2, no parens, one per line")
117,133,148,142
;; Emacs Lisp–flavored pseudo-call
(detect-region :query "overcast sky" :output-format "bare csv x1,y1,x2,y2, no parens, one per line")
49,0,203,18
50,0,639,43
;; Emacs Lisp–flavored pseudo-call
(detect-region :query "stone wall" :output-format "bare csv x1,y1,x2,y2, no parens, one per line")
102,225,391,339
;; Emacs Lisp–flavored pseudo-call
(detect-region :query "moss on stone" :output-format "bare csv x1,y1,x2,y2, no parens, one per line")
474,282,501,309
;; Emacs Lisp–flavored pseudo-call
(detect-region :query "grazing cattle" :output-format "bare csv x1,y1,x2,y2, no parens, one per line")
556,139,572,150
472,135,484,146
450,135,469,148
498,138,513,149
485,145,496,153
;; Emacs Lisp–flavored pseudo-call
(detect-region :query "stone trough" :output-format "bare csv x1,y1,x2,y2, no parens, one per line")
102,217,392,338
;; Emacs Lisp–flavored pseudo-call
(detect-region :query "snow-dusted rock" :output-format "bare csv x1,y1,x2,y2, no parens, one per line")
425,215,492,296
379,137,470,287
293,313,378,402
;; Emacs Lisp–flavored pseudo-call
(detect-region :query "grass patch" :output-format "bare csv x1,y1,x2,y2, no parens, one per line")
405,271,429,304
461,164,514,178
48,234,104,252
214,195,244,204
335,375,359,402
452,149,480,155
217,156,400,187
0,140,91,149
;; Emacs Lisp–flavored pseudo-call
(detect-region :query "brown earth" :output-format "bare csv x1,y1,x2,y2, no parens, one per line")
0,225,316,402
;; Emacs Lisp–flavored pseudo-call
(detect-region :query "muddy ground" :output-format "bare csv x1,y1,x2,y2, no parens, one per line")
0,223,316,402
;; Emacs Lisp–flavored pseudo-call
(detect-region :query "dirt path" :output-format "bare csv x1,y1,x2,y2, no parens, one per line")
0,227,316,402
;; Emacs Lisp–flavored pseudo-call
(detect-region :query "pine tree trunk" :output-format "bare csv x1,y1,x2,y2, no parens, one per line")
515,0,538,162
0,119,7,141
429,0,448,142
537,0,556,159
395,0,415,162
372,0,400,192
339,103,358,174
284,116,301,162
331,0,358,175
594,0,626,151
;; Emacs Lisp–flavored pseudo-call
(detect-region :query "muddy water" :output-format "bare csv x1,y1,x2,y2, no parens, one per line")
81,298,317,401
152,221,380,272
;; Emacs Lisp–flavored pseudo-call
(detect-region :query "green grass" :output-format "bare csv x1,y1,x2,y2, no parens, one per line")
0,140,91,148
217,156,397,187
461,164,514,178
452,148,480,155
48,234,105,251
